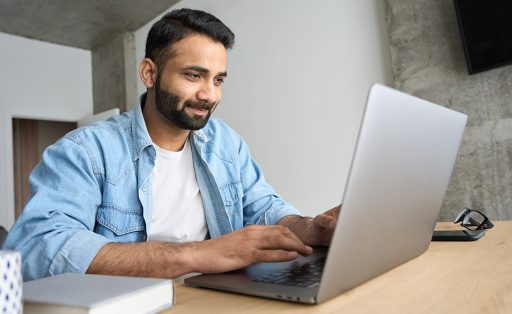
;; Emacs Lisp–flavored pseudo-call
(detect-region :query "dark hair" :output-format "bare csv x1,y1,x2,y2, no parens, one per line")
145,8,235,68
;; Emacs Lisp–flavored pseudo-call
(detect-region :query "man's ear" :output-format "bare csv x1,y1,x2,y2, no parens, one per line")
139,58,158,89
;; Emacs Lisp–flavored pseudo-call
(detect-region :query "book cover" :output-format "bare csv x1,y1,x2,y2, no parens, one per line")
23,273,174,314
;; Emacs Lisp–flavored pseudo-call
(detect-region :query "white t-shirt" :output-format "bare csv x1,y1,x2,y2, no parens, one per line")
148,140,207,243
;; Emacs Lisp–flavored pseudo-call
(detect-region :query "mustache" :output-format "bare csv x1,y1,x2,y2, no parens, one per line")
184,100,214,110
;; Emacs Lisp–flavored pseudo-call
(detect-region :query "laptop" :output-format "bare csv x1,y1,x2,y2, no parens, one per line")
185,83,467,304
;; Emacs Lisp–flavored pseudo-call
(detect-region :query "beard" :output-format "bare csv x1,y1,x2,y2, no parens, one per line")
154,76,214,130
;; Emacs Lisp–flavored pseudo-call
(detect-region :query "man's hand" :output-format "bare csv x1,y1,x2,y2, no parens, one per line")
88,224,312,279
87,206,340,279
278,204,341,246
188,224,313,274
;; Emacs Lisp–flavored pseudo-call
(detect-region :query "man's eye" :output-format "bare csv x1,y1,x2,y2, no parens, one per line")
215,77,225,85
187,73,201,80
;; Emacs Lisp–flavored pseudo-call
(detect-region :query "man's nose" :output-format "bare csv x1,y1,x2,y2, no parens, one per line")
197,82,219,105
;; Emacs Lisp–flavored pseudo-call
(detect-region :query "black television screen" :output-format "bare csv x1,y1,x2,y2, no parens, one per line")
454,0,512,74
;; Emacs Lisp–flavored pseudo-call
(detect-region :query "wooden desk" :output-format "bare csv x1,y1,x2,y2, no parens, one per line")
166,222,512,314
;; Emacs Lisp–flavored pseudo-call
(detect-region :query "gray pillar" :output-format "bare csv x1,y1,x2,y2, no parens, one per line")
92,31,138,113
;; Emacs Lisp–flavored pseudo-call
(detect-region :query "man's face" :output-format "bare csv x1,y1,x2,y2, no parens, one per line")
154,34,228,130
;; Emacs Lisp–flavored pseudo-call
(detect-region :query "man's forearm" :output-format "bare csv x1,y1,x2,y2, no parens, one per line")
86,225,312,278
86,241,195,278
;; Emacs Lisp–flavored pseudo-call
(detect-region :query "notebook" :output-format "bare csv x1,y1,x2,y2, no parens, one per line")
185,83,467,304
23,273,174,314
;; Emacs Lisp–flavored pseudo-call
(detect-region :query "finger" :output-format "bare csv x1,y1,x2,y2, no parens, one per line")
325,204,341,218
253,249,299,263
266,231,312,256
314,214,337,229
261,226,313,256
332,204,341,218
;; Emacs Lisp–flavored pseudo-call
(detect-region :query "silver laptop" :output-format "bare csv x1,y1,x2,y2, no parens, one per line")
185,83,467,304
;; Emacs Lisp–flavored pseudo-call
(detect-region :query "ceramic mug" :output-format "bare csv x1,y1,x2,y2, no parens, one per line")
0,251,22,314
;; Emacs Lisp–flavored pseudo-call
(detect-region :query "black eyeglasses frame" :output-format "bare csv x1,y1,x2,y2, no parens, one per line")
454,207,494,230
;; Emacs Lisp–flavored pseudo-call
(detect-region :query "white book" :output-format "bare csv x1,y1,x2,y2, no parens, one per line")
23,273,174,314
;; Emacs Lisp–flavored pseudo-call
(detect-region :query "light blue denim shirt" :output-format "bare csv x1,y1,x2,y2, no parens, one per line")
3,94,302,281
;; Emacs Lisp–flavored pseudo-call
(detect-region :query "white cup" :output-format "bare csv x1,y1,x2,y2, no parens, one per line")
0,251,22,314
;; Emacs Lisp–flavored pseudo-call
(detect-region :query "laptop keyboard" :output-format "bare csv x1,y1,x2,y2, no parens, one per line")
252,258,325,288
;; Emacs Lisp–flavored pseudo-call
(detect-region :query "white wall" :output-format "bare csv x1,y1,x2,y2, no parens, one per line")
135,0,393,217
0,32,93,228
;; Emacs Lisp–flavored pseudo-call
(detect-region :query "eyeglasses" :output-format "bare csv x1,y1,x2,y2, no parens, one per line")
454,208,494,230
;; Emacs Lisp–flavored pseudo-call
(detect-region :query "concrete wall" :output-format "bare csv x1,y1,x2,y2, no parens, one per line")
385,0,512,220
92,32,138,113
0,32,93,228
135,0,393,217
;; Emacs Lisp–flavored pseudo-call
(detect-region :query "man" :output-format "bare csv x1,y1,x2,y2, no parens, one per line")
3,8,340,281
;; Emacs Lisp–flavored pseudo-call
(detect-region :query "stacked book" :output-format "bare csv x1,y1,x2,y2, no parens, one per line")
23,273,174,314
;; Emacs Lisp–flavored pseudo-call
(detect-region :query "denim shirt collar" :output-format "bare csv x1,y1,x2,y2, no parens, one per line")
131,93,212,161
132,93,153,161
192,128,211,143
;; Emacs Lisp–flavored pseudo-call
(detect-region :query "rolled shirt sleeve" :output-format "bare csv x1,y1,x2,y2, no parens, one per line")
3,135,112,281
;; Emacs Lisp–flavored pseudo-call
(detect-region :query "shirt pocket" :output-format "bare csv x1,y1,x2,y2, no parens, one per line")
219,181,243,229
95,203,146,242
219,181,243,206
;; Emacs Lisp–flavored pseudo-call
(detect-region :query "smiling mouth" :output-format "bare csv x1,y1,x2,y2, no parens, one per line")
186,106,210,116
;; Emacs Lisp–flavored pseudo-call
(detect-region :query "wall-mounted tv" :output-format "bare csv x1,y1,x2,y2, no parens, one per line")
454,0,512,74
